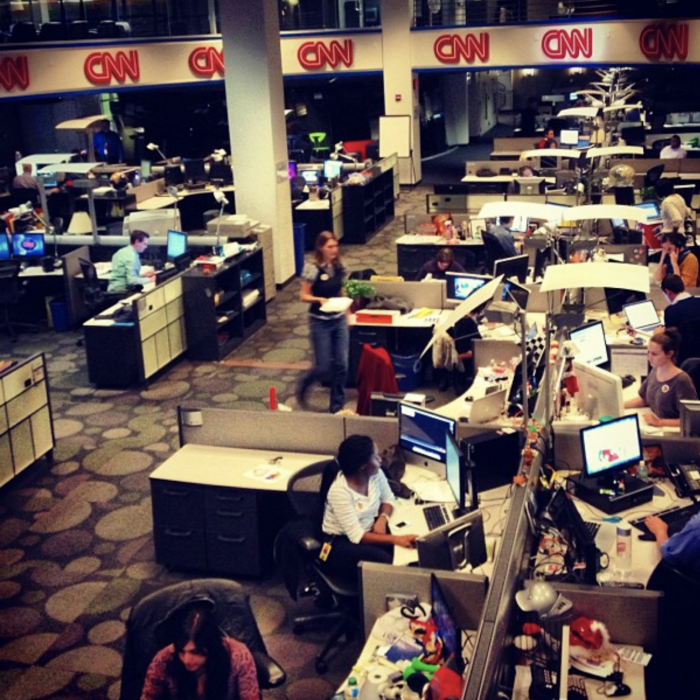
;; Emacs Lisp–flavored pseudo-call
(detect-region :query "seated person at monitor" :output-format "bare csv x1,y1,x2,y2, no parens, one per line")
537,128,557,149
660,134,687,160
624,329,697,427
653,232,699,289
491,217,518,258
12,163,38,190
415,248,466,281
518,165,538,177
108,231,156,292
320,435,418,580
644,511,700,578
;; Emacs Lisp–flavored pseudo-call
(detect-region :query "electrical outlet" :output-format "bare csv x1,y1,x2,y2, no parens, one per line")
386,593,419,611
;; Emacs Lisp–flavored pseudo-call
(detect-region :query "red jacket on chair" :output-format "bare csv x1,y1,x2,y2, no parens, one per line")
356,344,399,415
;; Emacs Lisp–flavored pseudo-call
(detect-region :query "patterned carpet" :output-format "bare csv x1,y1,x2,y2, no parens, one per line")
0,184,449,700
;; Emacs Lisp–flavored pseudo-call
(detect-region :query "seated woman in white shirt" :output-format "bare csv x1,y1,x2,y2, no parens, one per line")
320,435,418,580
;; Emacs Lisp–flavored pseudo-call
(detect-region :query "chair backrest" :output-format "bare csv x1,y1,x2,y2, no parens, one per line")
645,164,665,186
481,231,508,268
79,258,105,312
287,459,339,527
681,357,700,394
0,261,22,305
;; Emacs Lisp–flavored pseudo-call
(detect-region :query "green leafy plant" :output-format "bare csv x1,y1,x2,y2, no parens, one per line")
343,279,376,300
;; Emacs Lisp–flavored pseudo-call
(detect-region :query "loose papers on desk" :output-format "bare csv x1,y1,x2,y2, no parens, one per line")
244,464,289,483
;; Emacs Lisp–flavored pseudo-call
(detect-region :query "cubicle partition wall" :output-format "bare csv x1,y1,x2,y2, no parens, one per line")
61,245,91,328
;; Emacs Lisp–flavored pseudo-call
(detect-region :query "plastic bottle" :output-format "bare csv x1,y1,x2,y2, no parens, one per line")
636,459,649,480
615,522,632,579
345,676,359,700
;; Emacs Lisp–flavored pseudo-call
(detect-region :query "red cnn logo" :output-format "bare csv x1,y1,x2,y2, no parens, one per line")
434,33,489,64
542,28,592,60
298,40,353,70
0,56,29,91
84,50,140,85
639,24,688,61
189,47,225,77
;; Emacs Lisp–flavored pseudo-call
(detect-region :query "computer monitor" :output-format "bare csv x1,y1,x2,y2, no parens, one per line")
514,177,544,196
674,184,695,208
416,510,487,571
571,359,624,419
0,233,10,261
560,129,579,146
680,400,700,438
430,574,463,672
445,432,465,514
184,158,206,184
501,279,530,310
38,171,58,188
569,321,609,368
635,201,661,220
496,216,529,234
166,229,188,261
11,232,45,258
445,272,491,305
610,217,626,229
323,159,343,181
534,246,551,281
493,254,529,284
603,285,646,316
300,169,320,186
398,402,457,466
581,414,643,484
164,164,184,187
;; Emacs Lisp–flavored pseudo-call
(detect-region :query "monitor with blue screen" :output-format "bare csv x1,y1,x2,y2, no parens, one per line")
323,160,343,181
635,201,661,220
398,402,456,466
300,170,320,185
12,233,45,258
166,230,188,260
445,272,491,304
0,233,10,261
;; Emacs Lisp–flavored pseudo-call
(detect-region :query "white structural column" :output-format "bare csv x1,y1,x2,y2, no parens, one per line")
381,0,422,184
219,0,295,284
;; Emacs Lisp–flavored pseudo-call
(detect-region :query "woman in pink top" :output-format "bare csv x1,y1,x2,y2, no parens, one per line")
140,605,259,700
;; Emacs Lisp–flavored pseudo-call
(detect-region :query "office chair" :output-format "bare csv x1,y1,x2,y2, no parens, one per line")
308,132,331,159
9,21,37,42
78,258,124,317
0,261,26,341
39,22,68,40
11,187,40,209
645,164,665,189
680,358,700,396
119,578,286,700
481,231,509,273
68,20,90,39
274,459,360,674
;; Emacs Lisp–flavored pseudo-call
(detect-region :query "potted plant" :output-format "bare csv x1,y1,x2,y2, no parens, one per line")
343,279,376,312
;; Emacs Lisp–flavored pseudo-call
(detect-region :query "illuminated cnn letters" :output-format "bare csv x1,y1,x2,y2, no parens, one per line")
84,51,140,85
298,40,353,70
542,28,593,60
433,33,489,64
0,56,29,91
189,47,225,77
639,24,688,61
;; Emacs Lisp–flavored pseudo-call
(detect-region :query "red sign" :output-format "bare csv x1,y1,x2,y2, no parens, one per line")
639,23,688,61
0,56,29,91
84,50,140,85
298,40,353,70
433,33,489,64
542,28,593,60
189,47,225,77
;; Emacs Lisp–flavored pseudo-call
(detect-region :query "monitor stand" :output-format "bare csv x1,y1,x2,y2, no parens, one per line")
571,471,653,515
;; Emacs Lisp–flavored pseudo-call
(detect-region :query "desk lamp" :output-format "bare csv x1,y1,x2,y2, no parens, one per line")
333,141,357,164
30,206,61,270
213,188,229,253
146,142,166,161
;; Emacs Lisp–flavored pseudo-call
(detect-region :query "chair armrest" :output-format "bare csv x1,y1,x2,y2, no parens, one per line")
299,534,321,555
252,650,286,689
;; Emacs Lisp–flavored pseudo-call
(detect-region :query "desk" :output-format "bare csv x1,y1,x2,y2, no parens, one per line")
138,185,236,230
150,444,331,576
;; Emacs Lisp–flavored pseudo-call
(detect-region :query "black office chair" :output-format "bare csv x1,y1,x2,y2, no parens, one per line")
680,358,700,396
11,187,40,209
119,578,286,700
9,21,37,42
39,22,68,40
481,231,508,274
274,459,360,674
645,164,665,189
0,261,26,341
78,258,125,316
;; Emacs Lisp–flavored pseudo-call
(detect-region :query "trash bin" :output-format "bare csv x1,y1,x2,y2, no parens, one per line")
390,352,421,392
293,223,306,276
49,299,70,332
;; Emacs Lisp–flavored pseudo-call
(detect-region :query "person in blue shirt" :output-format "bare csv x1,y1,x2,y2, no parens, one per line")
646,512,700,578
492,217,518,258
93,119,124,164
108,231,155,292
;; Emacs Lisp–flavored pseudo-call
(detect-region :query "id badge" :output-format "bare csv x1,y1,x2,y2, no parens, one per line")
319,541,332,562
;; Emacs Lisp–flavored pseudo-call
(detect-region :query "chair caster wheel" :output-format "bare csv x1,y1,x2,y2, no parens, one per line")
315,658,328,674
293,623,304,635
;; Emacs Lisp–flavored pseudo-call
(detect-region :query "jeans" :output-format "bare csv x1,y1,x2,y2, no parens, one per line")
299,314,349,413
319,534,393,581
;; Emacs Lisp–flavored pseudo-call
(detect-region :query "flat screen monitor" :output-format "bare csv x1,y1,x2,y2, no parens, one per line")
674,184,695,208
184,158,206,183
288,161,297,179
560,128,579,146
604,284,646,316
323,159,343,181
610,217,626,229
572,359,624,419
501,279,530,310
680,400,700,438
166,229,188,261
38,171,58,188
0,233,10,261
514,177,544,196
445,432,464,512
445,272,491,304
493,254,529,284
398,402,457,465
300,169,320,185
569,320,608,367
12,233,45,258
416,511,487,571
496,216,529,233
581,414,643,480
430,574,463,672
635,201,661,220
164,164,183,187
569,92,579,100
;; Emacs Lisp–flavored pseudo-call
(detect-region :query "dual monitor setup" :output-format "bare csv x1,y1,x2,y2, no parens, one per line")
163,158,233,190
289,160,344,188
444,255,530,307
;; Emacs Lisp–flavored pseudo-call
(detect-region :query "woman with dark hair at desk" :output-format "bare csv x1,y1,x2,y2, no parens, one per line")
320,435,418,580
415,247,466,281
623,328,697,428
140,604,259,700
296,231,349,414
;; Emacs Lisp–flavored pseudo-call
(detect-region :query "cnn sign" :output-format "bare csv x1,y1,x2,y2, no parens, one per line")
542,28,592,60
639,24,688,61
298,40,353,70
434,33,489,64
189,47,225,77
0,56,29,91
85,50,140,85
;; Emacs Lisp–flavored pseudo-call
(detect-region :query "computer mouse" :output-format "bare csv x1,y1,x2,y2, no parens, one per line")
605,683,631,697
631,337,644,346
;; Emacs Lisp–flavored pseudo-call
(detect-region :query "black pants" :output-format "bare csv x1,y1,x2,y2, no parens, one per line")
320,535,393,581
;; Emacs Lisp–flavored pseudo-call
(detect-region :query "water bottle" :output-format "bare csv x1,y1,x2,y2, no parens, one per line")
615,522,632,579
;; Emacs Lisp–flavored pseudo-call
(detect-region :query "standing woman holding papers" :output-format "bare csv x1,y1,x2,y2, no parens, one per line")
296,231,350,414
623,329,697,427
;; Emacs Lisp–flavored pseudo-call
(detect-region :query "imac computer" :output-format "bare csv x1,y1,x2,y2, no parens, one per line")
12,233,45,258
398,402,457,469
445,272,491,305
183,158,206,186
514,177,544,196
680,400,700,438
166,229,190,269
0,233,11,261
571,359,624,419
416,510,487,571
164,164,184,188
323,159,343,181
569,320,609,368
674,184,695,208
493,254,529,284
496,216,529,233
560,129,579,147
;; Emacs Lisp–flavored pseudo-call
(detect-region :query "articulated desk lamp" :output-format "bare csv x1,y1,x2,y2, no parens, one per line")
146,142,167,161
213,189,229,254
30,206,61,270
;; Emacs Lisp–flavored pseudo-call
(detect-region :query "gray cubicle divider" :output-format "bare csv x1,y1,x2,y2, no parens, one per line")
473,338,521,370
371,279,445,310
62,245,91,328
358,562,488,640
344,415,399,455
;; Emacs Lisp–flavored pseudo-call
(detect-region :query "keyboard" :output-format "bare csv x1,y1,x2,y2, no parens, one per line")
423,504,449,531
630,502,700,537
